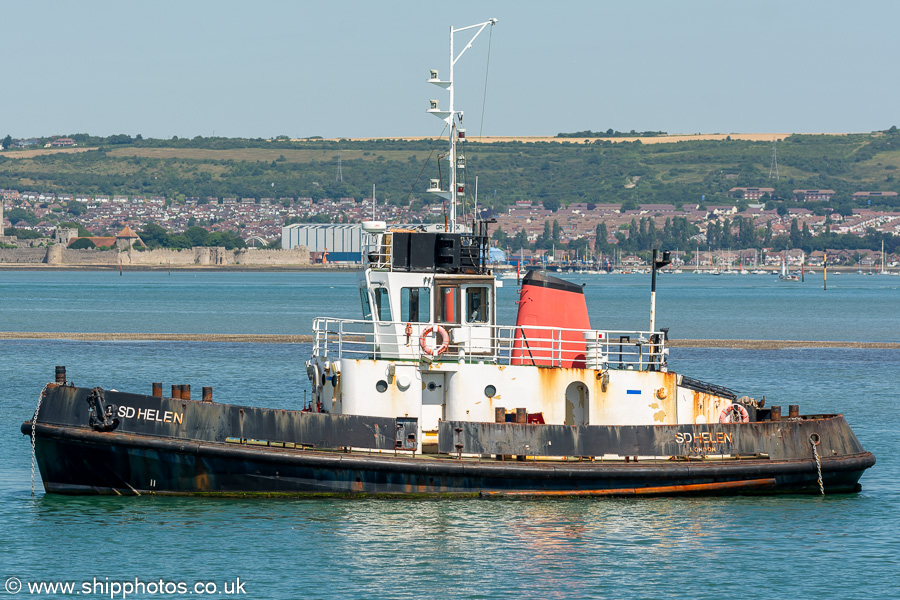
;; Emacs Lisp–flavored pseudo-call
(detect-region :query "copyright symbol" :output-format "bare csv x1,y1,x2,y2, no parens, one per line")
5,577,22,594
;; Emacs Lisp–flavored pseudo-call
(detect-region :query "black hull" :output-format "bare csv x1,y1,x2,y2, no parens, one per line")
26,423,873,497
24,383,875,497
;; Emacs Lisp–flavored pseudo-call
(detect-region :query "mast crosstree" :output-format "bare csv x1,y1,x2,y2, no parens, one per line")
426,18,497,233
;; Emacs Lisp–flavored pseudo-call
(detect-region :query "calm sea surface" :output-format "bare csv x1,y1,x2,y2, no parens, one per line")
1,270,897,599
0,269,897,340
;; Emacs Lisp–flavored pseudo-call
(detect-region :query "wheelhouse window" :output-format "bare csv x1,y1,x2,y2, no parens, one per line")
401,287,430,323
464,286,490,324
359,288,372,320
373,287,392,322
437,286,459,324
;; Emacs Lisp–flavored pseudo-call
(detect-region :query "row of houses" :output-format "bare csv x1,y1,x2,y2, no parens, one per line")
3,186,899,251
0,137,76,149
729,187,898,202
1,190,426,244
491,200,900,248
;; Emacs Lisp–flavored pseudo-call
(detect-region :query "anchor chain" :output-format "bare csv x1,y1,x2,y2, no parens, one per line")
31,384,48,496
810,434,825,496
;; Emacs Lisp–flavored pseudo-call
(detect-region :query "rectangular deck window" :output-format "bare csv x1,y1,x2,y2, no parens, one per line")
437,286,459,324
464,286,490,324
401,287,431,323
359,288,372,320
373,287,392,322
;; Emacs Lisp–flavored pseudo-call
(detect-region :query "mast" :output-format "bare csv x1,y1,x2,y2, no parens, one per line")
427,18,497,233
650,249,671,332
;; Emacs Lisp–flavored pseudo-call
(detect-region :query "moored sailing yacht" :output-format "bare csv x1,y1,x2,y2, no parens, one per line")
23,19,874,497
779,251,799,281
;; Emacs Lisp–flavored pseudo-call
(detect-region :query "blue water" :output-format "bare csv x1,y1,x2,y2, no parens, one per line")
1,270,897,340
1,272,898,599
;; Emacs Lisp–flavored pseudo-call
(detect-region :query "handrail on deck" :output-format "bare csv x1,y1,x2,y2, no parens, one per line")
363,234,393,270
312,317,668,371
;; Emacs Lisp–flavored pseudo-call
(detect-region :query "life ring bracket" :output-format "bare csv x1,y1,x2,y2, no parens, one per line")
420,325,450,356
718,403,750,424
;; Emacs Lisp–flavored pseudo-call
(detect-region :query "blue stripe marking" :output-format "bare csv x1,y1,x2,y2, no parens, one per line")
626,389,642,395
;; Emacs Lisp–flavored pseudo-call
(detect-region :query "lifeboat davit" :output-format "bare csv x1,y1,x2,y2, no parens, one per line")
511,270,590,368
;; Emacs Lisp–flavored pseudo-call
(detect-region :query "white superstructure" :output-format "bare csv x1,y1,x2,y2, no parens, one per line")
304,19,739,455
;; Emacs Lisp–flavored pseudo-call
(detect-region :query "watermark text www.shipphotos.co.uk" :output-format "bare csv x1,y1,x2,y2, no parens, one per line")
4,576,247,598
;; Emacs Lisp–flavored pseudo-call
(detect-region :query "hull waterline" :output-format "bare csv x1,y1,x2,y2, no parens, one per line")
23,384,874,498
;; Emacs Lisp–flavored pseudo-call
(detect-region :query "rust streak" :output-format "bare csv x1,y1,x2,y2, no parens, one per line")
482,478,778,497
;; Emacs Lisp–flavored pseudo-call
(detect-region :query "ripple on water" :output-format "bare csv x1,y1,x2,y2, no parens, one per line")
0,273,897,598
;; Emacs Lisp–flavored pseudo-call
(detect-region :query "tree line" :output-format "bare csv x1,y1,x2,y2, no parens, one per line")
3,129,899,216
492,214,897,255
556,129,667,138
4,215,248,251
137,224,247,250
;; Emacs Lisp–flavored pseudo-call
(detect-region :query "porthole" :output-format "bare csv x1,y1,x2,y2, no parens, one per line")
375,380,388,393
484,384,497,398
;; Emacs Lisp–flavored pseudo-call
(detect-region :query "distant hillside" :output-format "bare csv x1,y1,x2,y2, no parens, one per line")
1,129,898,212
556,129,668,138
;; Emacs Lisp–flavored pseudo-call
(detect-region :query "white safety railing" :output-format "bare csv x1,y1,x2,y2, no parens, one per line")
362,233,393,270
312,318,668,371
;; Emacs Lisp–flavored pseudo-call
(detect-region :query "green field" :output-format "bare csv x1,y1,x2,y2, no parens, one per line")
1,130,898,211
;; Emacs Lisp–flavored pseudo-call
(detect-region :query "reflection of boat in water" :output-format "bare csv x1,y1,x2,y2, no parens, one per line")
23,19,874,498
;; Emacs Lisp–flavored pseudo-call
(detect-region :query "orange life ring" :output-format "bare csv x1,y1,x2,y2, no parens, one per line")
420,325,450,356
719,403,750,423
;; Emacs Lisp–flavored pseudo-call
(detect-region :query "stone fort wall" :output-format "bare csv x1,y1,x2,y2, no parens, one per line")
0,245,310,266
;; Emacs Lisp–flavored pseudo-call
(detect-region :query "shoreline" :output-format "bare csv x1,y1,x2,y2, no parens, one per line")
2,331,897,349
0,263,361,272
0,264,875,273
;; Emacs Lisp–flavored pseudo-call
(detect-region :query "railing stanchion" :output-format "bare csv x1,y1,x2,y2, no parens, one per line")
308,322,663,371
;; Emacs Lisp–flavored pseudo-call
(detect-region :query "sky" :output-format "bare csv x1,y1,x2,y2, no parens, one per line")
2,0,898,140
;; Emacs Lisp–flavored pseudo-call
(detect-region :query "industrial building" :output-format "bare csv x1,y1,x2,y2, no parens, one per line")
281,223,364,262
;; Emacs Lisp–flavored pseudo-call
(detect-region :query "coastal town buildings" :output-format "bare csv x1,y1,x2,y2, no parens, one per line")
794,189,836,202
729,187,774,201
2,189,898,266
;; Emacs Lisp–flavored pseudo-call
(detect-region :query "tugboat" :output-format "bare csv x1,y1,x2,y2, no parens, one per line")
23,19,874,497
